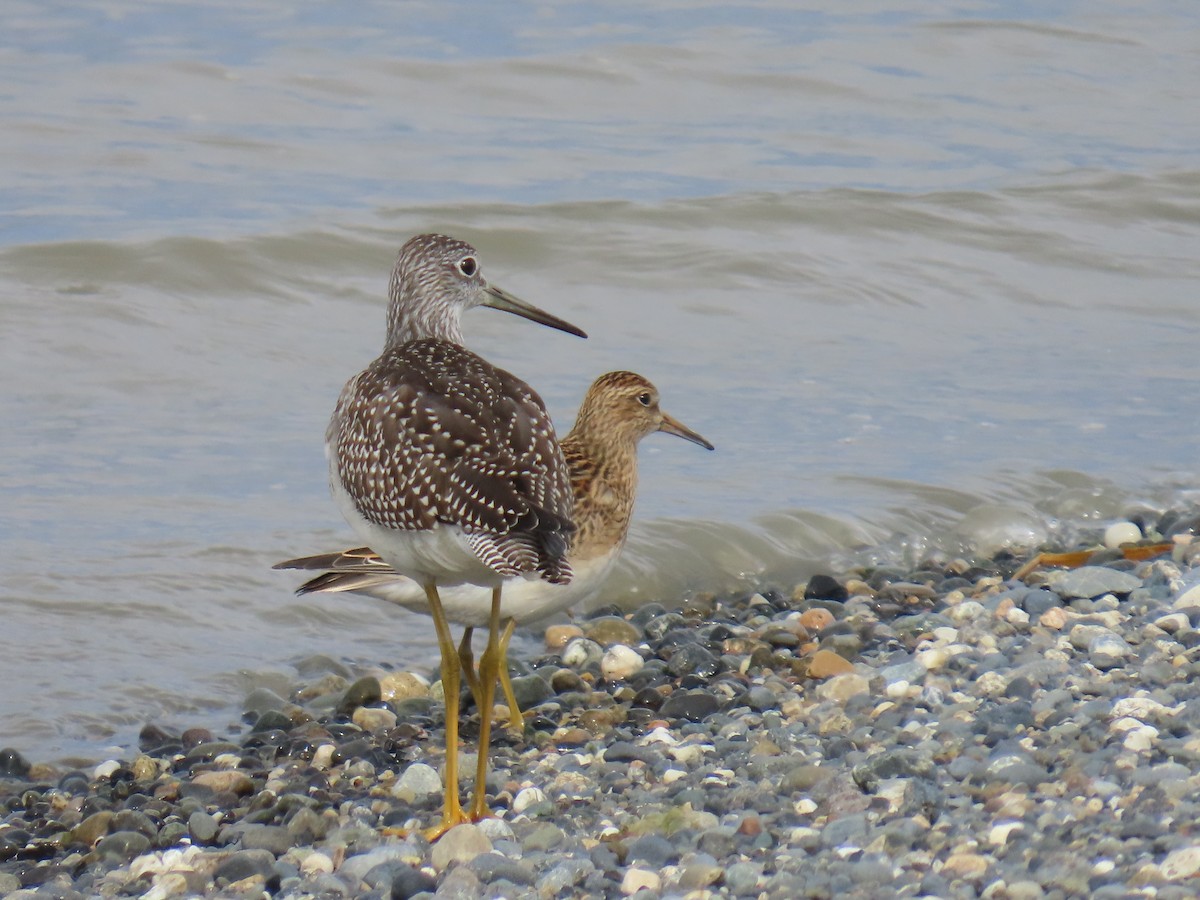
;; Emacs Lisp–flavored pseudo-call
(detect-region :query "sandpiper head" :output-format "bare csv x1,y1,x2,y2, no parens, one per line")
385,233,587,346
577,371,714,450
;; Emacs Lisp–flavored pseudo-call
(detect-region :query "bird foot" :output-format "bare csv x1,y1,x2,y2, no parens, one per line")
469,800,498,823
380,807,473,843
420,808,474,843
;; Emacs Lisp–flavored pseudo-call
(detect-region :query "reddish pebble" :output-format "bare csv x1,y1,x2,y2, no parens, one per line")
799,608,835,632
545,623,584,650
737,815,763,837
807,648,855,678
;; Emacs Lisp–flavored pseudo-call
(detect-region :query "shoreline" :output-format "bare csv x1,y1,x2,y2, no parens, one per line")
4,520,1200,898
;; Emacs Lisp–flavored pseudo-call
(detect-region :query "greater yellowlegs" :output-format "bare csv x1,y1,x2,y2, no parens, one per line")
320,232,585,839
279,371,713,816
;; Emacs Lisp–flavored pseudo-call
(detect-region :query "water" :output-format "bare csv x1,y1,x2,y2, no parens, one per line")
3,1,1200,763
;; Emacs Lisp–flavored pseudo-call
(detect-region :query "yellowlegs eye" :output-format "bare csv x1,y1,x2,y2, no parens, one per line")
637,392,652,407
458,257,478,277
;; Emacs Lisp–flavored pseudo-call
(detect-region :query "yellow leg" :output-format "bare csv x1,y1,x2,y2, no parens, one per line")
457,627,484,710
497,618,524,737
470,586,503,821
422,582,469,842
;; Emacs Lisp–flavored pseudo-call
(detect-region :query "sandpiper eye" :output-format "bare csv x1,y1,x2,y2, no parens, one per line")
458,257,478,277
637,392,652,407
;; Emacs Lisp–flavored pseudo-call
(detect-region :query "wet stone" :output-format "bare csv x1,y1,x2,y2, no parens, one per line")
137,724,179,754
431,823,492,871
0,748,31,778
644,613,688,642
467,851,536,886
183,740,241,763
92,830,151,862
584,615,642,647
188,810,218,844
1051,566,1142,599
805,574,849,601
604,741,659,765
561,637,604,670
1090,633,1133,669
659,689,720,722
390,864,438,899
666,643,721,678
628,833,677,868
214,848,277,884
338,676,383,714
252,709,293,733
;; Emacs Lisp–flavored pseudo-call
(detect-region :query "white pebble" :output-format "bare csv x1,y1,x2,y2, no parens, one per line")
311,743,337,770
128,852,167,880
93,759,121,780
1111,696,1181,721
476,817,515,842
1154,612,1190,633
669,744,711,766
393,762,441,801
512,786,547,814
931,626,959,643
988,821,1024,846
600,644,644,680
562,637,603,669
885,680,911,699
621,868,661,894
1161,845,1200,880
1005,606,1030,627
141,873,190,900
300,852,334,876
947,600,985,623
1123,724,1159,752
1104,521,1141,549
916,647,949,671
975,671,1009,698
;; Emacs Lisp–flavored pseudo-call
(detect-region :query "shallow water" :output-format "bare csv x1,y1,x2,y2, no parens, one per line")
3,2,1200,762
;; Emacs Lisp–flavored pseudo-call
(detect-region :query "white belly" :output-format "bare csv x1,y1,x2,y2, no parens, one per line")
330,464,500,589
344,548,621,628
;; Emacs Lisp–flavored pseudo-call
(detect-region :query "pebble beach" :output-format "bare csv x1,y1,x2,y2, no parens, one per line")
6,511,1200,899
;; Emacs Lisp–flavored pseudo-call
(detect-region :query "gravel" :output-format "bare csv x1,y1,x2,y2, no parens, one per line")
4,517,1200,898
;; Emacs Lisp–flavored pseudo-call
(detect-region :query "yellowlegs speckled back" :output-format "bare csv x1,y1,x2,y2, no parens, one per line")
278,371,713,815
319,232,586,839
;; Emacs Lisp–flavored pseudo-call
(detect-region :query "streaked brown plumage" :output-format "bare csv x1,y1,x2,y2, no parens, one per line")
320,232,586,839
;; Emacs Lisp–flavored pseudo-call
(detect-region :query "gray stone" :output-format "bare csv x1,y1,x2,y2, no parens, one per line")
1051,566,1141,599
434,865,482,899
510,674,553,709
187,810,218,844
242,686,287,714
725,861,765,896
234,823,292,856
390,864,438,899
1089,633,1132,669
214,849,276,884
659,689,720,721
393,762,442,802
339,844,420,884
431,823,492,871
535,859,595,897
561,637,604,669
286,806,330,843
627,833,676,868
466,852,535,885
93,830,151,861
522,822,566,852
820,812,869,847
